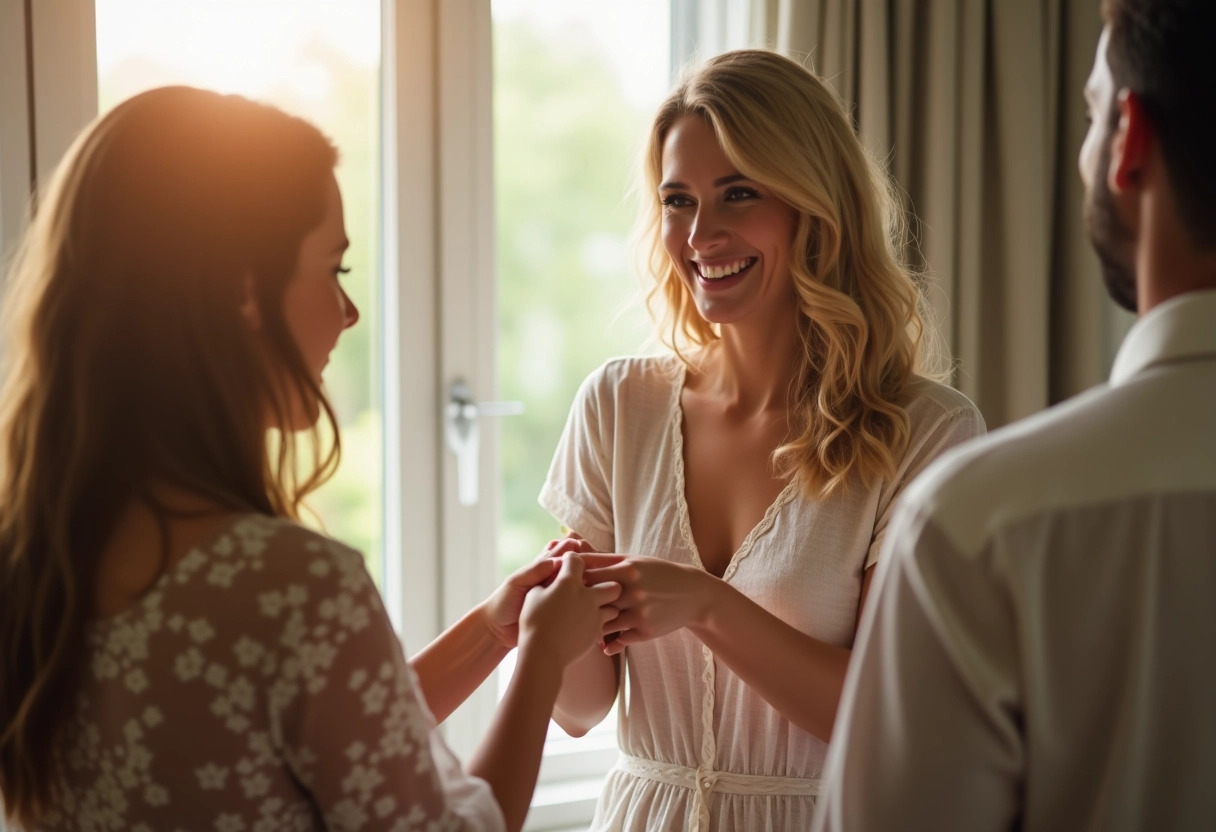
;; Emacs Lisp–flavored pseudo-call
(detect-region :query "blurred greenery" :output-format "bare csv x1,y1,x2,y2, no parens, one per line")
493,18,657,576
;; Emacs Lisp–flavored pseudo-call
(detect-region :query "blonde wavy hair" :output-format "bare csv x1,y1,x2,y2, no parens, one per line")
0,87,341,825
639,49,941,498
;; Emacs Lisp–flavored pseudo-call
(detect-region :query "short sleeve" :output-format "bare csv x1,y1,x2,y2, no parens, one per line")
538,366,617,552
865,404,986,569
265,532,505,832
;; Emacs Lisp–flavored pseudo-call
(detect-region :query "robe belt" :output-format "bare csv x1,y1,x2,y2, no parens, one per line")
616,752,819,829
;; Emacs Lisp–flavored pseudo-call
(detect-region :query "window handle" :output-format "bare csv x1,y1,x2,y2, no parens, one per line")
443,380,524,506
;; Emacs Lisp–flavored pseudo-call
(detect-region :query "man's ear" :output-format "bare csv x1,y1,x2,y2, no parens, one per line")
1108,89,1153,193
240,274,262,330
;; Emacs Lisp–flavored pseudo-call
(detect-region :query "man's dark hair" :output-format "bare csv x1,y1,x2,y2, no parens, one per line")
1102,0,1216,247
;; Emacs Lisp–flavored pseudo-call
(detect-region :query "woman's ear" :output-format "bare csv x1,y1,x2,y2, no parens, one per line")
240,274,262,330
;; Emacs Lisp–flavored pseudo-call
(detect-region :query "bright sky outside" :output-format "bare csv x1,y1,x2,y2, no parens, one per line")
98,1,670,108
493,0,671,107
96,0,380,100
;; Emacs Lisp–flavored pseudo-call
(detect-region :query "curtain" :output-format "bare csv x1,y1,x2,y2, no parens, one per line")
731,0,1133,427
0,0,97,276
0,0,33,268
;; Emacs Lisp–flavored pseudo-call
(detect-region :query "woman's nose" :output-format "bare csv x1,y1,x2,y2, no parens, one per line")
688,205,727,252
342,289,360,328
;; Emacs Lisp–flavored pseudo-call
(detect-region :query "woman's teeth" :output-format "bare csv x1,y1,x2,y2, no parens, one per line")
698,258,754,280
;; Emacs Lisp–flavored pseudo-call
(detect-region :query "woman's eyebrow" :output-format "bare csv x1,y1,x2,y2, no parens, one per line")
659,174,749,190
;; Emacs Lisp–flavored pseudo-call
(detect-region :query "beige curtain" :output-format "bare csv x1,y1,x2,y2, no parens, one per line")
744,0,1132,427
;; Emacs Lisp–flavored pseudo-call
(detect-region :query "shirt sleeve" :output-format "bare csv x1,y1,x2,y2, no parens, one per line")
265,534,506,832
537,366,616,553
865,404,986,569
814,500,1023,832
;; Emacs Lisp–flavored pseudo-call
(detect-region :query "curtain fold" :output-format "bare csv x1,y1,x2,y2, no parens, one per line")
0,0,34,268
739,0,1131,428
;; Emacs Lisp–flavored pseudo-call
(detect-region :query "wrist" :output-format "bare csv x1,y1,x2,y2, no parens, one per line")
688,570,727,635
474,599,512,650
512,637,565,690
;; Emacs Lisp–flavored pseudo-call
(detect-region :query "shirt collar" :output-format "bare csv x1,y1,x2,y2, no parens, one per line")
1110,288,1216,386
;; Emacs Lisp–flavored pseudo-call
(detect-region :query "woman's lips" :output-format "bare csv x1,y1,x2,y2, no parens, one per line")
693,257,756,290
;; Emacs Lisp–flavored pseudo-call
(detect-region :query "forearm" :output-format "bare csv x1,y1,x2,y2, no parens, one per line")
410,602,509,724
551,649,619,737
467,642,564,832
688,580,851,742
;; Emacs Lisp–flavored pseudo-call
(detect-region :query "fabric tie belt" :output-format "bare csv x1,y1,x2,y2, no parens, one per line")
617,752,819,830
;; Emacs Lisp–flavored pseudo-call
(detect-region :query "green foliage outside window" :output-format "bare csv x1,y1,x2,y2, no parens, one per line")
494,19,657,576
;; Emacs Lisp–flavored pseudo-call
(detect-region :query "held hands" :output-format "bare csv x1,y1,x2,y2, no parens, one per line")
479,557,564,649
518,555,622,666
582,555,715,656
540,533,716,656
479,536,622,648
541,532,598,563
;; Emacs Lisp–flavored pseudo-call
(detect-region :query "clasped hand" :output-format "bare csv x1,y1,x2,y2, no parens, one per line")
480,547,622,666
545,535,714,656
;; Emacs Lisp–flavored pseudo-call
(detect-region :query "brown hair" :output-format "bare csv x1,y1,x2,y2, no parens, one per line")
638,50,941,497
0,86,340,824
1102,0,1216,246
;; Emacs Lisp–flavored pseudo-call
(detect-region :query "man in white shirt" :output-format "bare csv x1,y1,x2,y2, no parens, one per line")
814,0,1216,829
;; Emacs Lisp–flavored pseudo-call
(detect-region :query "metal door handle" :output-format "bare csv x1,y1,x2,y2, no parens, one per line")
443,380,524,506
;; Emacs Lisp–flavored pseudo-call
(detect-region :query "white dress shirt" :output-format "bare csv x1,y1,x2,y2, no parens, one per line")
815,289,1216,832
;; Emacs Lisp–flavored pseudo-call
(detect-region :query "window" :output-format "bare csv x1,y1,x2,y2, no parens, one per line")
490,4,671,827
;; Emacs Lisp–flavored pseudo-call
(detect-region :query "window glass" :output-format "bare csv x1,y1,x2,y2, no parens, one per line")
492,1,668,575
491,0,671,781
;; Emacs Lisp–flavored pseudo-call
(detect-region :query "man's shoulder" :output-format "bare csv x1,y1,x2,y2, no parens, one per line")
899,383,1126,556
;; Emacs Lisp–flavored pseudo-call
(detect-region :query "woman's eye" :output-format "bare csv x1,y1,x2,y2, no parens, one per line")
335,265,352,278
660,194,693,208
725,186,759,201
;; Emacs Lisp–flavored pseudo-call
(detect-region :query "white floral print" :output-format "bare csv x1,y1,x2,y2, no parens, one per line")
44,515,504,832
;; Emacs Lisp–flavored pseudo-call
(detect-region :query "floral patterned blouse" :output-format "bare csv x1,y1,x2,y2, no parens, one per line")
43,515,504,832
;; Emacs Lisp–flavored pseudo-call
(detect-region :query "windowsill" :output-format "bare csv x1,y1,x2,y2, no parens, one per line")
525,776,606,831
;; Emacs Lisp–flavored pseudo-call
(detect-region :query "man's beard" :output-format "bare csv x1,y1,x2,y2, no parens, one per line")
1084,137,1138,313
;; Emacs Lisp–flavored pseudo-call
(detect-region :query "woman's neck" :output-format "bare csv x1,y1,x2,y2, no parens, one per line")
93,488,245,619
688,318,804,415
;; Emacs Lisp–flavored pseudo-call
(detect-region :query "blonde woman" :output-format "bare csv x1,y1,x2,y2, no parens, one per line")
0,86,619,832
540,50,985,830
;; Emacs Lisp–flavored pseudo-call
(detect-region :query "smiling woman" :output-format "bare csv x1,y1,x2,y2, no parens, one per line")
538,49,987,832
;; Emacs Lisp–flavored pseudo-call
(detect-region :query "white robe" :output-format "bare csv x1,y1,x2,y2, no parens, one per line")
541,355,985,831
